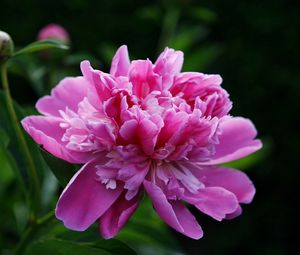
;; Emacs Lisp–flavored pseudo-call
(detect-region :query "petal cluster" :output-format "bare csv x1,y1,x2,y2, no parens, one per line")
22,46,262,239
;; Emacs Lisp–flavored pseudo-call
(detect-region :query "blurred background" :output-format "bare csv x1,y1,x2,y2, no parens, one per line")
0,0,299,254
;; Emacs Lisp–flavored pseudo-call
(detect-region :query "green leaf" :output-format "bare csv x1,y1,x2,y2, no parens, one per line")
168,26,208,51
189,7,218,23
24,238,137,255
183,44,222,71
40,148,77,187
0,128,14,183
13,40,69,57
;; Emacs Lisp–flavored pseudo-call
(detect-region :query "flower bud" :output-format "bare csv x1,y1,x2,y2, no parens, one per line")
38,24,70,44
0,31,14,64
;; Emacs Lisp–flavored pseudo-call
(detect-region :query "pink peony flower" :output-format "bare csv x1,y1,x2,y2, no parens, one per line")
38,23,70,43
21,46,262,239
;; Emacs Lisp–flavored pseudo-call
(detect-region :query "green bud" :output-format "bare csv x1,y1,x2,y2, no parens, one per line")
0,31,14,64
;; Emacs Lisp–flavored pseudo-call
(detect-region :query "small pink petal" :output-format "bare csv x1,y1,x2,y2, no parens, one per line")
137,117,161,155
110,45,130,77
226,205,242,219
202,117,262,165
56,159,123,231
99,191,140,239
194,187,239,221
144,180,203,239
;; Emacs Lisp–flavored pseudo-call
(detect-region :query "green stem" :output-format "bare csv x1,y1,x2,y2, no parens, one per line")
14,211,55,255
0,63,40,218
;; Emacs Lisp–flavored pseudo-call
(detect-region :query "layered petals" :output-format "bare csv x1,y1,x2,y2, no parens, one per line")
22,45,262,240
56,159,123,231
171,72,231,118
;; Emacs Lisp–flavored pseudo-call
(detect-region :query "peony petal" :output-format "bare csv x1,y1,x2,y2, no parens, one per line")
137,117,161,155
226,205,242,219
154,48,183,75
80,61,114,102
36,77,90,117
195,166,256,204
194,187,238,221
144,180,203,239
21,116,92,163
202,117,262,165
99,191,140,239
110,45,130,77
119,119,138,142
56,159,123,231
154,48,183,90
129,60,161,98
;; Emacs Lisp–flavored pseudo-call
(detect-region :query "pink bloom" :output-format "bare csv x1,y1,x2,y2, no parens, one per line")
22,46,262,239
38,23,70,43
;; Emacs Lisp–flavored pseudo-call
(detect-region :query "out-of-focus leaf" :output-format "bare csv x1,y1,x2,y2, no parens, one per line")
7,55,46,96
189,7,218,23
24,238,137,255
169,26,208,51
0,91,46,192
0,128,9,147
40,149,76,187
64,52,100,66
136,6,162,23
13,202,29,233
222,138,271,170
183,44,222,71
0,129,14,183
41,169,58,209
52,225,136,255
98,43,116,66
13,40,69,57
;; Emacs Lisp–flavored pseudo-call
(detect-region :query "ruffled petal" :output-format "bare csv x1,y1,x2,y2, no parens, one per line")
110,45,130,77
202,117,262,165
36,77,91,117
143,180,203,239
21,116,92,163
195,166,256,203
55,159,123,231
99,191,140,239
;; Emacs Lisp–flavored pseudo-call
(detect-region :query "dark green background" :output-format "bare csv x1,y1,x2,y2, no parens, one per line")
1,0,299,254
